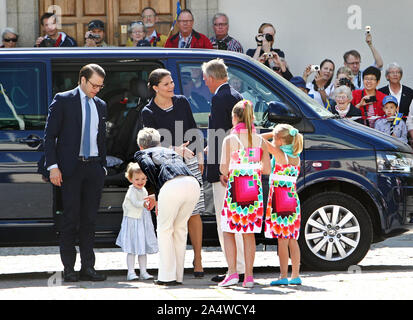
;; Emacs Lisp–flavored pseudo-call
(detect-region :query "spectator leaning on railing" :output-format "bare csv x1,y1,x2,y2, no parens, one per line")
331,85,363,123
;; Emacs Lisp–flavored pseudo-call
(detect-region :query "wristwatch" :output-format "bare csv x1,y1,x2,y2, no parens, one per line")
317,87,325,91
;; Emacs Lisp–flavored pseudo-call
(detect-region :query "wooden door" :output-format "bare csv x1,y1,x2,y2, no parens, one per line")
38,0,186,46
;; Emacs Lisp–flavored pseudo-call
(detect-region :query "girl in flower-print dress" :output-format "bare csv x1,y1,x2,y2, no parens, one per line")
219,100,271,288
261,124,304,286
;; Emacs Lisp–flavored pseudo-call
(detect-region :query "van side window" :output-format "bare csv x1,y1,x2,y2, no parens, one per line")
227,67,288,129
178,62,294,129
0,62,47,130
178,64,212,128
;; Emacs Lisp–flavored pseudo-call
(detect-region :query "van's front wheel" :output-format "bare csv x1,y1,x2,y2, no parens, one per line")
299,192,373,271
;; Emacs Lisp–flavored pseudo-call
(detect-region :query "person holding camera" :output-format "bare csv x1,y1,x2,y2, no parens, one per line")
303,59,335,107
352,66,386,128
246,23,290,76
333,66,355,91
84,20,108,47
343,27,383,90
209,13,243,53
35,12,77,47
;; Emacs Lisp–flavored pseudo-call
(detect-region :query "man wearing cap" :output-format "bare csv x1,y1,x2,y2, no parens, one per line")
375,95,407,143
85,20,108,47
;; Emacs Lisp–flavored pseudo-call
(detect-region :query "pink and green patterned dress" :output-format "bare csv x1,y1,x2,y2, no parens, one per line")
265,153,301,240
221,135,264,234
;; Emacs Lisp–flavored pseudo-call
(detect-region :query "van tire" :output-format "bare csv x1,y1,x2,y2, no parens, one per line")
298,192,373,271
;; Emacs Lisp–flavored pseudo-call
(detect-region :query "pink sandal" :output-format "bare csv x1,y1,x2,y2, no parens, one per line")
218,273,239,287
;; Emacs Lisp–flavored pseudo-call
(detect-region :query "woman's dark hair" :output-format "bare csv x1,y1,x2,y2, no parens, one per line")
313,58,335,91
363,66,381,81
147,68,171,97
78,64,106,84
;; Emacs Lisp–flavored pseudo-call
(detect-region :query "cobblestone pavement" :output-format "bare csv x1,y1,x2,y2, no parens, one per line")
0,225,412,301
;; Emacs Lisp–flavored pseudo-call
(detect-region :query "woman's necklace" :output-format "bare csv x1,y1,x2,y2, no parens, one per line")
154,96,173,110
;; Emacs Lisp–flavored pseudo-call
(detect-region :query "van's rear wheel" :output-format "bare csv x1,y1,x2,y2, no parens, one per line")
299,192,373,271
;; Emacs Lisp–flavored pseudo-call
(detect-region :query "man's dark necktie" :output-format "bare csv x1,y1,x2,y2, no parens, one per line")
82,96,91,158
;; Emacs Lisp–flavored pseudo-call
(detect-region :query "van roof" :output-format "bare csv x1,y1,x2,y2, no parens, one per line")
0,47,245,60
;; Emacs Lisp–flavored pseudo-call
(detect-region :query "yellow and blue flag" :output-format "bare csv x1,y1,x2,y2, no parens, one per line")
393,112,403,126
169,1,182,34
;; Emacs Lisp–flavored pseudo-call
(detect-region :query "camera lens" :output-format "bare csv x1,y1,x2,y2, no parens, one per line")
265,34,274,42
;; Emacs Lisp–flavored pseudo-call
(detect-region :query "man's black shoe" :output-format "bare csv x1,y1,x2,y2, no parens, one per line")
79,267,107,281
63,269,79,282
211,273,244,283
211,274,225,282
154,280,181,286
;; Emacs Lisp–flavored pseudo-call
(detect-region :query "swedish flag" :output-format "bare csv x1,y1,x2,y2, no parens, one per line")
169,1,182,34
393,112,403,126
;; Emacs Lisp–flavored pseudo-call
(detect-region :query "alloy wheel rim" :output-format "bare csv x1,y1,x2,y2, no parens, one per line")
304,205,361,261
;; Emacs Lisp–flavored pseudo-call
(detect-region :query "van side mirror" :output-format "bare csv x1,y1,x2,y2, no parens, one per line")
267,101,301,124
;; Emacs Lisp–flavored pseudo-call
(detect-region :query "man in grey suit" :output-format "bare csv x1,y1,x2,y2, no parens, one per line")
44,64,107,282
202,58,245,282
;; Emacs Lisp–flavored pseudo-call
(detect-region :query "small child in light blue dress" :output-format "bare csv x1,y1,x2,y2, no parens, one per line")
116,163,158,281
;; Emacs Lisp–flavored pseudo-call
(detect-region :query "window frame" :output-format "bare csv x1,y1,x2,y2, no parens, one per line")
0,61,48,131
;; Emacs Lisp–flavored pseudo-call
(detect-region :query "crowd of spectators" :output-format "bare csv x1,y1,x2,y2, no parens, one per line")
2,7,413,145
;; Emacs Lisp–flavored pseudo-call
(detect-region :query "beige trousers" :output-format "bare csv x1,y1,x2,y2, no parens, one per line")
212,181,245,274
157,176,201,282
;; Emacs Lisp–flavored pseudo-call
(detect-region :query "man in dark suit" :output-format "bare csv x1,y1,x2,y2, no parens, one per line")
44,64,107,282
202,58,244,282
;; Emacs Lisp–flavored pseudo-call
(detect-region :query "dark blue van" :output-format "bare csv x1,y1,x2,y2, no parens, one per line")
0,48,412,270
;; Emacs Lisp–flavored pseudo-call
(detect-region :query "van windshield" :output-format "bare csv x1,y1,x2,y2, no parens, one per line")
253,60,335,119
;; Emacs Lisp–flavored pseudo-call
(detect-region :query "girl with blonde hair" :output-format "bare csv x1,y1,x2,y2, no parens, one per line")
262,124,304,285
218,100,271,288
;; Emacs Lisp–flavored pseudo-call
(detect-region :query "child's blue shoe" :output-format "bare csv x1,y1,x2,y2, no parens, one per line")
270,278,288,286
288,277,302,285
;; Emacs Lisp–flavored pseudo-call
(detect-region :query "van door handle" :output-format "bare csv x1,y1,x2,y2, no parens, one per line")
18,135,42,147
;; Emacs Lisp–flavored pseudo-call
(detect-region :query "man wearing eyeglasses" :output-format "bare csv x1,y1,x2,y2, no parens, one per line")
209,13,243,53
35,12,77,47
44,64,107,282
126,7,167,47
1,27,19,48
165,9,213,49
343,31,383,90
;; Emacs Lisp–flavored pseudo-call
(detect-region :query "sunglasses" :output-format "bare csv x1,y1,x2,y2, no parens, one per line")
4,38,18,42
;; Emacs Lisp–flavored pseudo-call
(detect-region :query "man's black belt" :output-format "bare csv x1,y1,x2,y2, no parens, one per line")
78,156,101,162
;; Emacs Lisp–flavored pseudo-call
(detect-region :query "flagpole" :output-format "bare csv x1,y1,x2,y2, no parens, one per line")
167,0,181,38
